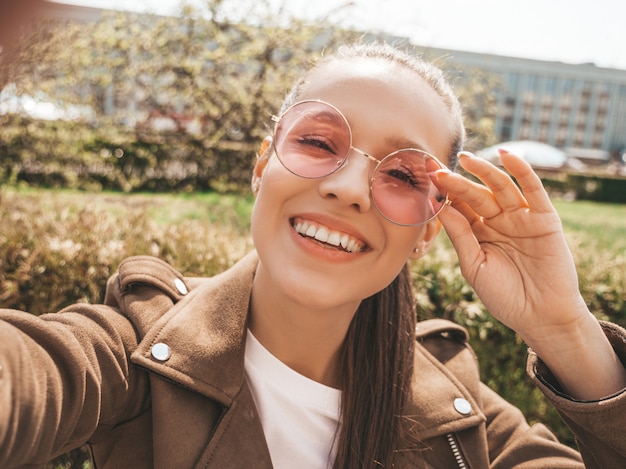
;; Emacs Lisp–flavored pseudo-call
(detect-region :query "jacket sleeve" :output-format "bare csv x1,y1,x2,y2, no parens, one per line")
0,304,150,468
527,321,626,469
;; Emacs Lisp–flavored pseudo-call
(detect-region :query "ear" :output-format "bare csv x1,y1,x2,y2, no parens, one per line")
251,136,272,194
409,219,442,260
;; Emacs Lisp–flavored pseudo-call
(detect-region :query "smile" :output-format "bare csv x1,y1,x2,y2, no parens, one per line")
291,218,365,253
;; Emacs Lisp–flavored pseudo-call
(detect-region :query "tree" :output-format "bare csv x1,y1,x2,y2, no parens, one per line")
2,1,498,193
453,66,501,152
1,0,362,192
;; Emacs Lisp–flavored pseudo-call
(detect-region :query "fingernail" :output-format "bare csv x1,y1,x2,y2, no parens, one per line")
497,147,511,155
457,151,474,159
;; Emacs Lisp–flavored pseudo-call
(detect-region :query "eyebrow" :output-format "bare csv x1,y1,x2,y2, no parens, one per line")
384,135,429,153
311,110,346,125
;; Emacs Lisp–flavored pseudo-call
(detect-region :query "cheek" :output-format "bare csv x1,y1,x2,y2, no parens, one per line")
250,160,298,243
380,226,425,269
256,155,298,194
362,227,423,291
250,187,275,248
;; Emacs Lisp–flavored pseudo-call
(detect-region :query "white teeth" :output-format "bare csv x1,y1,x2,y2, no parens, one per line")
314,227,329,243
295,221,308,233
293,220,362,253
340,234,349,250
327,232,341,247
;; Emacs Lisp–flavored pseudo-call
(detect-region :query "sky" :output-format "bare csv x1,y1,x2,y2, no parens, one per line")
53,0,626,71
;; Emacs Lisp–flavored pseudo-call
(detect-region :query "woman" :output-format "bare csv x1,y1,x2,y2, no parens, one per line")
1,42,625,468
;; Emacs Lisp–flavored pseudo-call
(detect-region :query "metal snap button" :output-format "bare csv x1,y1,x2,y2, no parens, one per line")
174,278,188,295
453,397,472,415
151,343,172,361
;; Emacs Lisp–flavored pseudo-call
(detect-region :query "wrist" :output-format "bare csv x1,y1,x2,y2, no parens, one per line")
526,313,626,400
521,304,594,355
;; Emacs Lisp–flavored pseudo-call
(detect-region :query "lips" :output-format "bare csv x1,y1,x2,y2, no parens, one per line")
291,217,365,253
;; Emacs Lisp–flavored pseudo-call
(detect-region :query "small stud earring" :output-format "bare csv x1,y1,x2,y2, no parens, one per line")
413,247,420,254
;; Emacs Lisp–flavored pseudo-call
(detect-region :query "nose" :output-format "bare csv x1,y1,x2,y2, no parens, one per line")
317,148,373,214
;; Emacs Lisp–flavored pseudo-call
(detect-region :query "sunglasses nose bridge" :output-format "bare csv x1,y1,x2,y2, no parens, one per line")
349,145,380,166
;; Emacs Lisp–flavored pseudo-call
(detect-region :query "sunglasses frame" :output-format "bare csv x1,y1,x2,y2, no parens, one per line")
271,99,451,227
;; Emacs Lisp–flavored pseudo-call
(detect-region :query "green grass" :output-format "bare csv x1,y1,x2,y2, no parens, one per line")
5,187,255,233
553,199,626,251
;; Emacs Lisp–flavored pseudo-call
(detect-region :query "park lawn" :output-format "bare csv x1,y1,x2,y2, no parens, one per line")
553,199,626,252
3,187,255,233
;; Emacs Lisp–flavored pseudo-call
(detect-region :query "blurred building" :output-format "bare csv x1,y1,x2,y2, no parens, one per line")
415,46,626,158
10,3,626,159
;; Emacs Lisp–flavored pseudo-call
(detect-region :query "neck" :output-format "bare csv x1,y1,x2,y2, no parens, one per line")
249,262,359,388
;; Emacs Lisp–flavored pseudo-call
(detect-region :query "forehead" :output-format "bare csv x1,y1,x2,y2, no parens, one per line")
295,58,457,161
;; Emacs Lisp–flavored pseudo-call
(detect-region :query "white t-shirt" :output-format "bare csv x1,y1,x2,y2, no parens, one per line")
244,329,342,469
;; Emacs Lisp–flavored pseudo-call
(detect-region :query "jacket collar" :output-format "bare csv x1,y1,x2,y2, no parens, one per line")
130,251,484,436
131,251,258,406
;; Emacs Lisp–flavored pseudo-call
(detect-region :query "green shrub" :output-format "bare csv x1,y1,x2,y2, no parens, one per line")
567,173,626,203
0,115,257,193
0,189,253,315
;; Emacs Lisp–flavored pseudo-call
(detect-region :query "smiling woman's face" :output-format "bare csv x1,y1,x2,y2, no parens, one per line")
250,58,456,311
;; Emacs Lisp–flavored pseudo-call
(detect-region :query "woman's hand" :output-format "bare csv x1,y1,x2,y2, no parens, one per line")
434,149,626,399
435,149,583,338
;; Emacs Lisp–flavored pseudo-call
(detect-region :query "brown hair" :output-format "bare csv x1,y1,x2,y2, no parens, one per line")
276,42,465,468
336,265,415,468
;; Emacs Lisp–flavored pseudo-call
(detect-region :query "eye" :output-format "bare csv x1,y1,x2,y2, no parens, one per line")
297,134,338,155
386,167,419,187
378,163,431,195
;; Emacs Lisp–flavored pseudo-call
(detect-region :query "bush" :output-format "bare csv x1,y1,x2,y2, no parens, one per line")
0,190,253,315
567,174,626,203
0,115,258,193
541,172,626,203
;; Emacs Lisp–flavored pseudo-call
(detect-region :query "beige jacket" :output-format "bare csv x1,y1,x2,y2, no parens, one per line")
1,252,625,468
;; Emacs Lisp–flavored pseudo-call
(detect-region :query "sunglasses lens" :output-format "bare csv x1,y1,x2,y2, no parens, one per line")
274,101,350,178
372,150,448,226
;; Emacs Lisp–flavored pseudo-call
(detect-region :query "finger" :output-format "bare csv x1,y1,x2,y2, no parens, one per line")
437,204,483,279
435,168,503,220
498,149,555,213
457,151,528,212
448,195,482,226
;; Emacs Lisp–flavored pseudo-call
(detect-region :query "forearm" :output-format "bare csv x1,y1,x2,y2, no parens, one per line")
0,306,147,466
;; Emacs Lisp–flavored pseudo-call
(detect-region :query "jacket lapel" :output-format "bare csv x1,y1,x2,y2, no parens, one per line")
404,342,486,441
194,381,274,469
129,252,275,467
130,251,258,405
